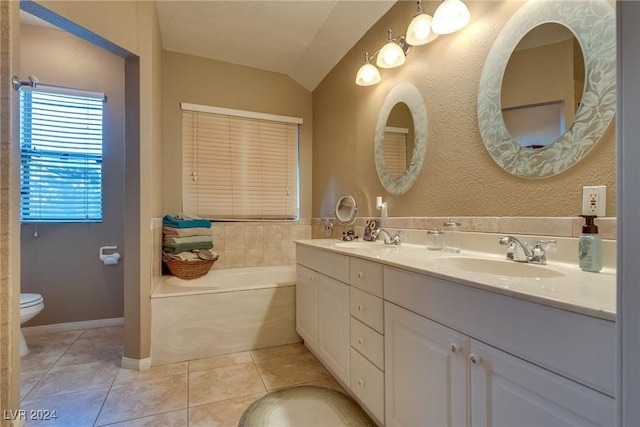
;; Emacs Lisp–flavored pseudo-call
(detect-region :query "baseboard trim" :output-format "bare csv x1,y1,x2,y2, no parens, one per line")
121,356,152,371
22,317,124,336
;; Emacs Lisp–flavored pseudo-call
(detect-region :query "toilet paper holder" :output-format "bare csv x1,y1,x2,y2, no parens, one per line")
99,246,121,265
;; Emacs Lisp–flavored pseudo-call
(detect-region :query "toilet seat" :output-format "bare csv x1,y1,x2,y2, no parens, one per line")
20,293,43,309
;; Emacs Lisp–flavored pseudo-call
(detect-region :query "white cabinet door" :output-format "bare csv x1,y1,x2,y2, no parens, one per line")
470,340,615,427
385,302,469,427
317,273,350,385
296,264,317,351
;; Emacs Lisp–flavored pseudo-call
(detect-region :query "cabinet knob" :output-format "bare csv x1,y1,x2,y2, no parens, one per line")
450,343,460,354
358,378,365,387
358,337,364,345
469,353,481,365
358,271,364,279
357,304,363,312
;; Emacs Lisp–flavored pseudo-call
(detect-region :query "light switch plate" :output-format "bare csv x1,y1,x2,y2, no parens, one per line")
582,185,606,216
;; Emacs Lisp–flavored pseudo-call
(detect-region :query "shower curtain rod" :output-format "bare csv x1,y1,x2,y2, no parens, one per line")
11,75,107,102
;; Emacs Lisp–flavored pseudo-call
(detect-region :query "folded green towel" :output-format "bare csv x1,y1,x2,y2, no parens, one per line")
163,214,211,229
163,241,214,254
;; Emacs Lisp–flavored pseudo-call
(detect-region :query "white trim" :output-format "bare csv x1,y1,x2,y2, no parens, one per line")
384,126,409,134
180,102,303,125
21,317,123,336
121,356,152,371
11,420,24,427
22,85,105,100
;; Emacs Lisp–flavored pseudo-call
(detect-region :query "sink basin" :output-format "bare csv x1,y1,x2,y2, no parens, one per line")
333,241,402,256
334,241,385,249
430,256,565,279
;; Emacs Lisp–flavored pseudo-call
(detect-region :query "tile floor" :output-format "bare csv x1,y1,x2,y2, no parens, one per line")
20,326,344,426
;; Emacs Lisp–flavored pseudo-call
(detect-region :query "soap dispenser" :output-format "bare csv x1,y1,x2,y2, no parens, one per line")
578,215,602,272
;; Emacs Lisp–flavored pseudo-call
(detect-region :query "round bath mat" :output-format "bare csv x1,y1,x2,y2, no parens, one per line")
238,385,376,427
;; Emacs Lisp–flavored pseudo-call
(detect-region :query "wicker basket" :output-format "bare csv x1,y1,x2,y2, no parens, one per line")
163,256,216,280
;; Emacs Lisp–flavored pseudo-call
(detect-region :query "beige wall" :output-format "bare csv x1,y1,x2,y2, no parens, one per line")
161,51,313,219
19,23,125,326
23,0,163,361
312,0,616,219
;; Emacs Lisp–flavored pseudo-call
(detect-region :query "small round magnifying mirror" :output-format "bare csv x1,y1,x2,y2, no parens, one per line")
335,195,358,225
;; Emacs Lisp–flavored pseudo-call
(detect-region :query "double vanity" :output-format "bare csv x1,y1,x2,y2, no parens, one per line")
295,238,615,426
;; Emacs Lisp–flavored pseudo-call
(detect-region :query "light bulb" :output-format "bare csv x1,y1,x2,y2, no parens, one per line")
383,45,399,64
376,30,406,69
355,53,381,86
376,42,405,68
432,0,470,35
406,13,434,46
356,63,381,86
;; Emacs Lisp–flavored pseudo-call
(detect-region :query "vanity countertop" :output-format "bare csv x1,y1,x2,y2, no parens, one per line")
295,239,616,322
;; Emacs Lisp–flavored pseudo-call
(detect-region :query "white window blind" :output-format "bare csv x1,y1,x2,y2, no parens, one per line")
20,88,104,222
383,131,408,178
182,109,299,220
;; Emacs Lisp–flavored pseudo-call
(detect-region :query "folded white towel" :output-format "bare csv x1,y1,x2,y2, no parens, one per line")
168,252,200,261
164,235,214,246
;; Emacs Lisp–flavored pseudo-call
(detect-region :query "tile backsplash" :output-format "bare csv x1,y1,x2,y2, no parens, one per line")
153,219,312,280
153,216,615,283
312,216,617,242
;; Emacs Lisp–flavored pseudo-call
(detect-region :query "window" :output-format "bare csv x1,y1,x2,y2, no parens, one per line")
181,103,301,220
20,88,104,222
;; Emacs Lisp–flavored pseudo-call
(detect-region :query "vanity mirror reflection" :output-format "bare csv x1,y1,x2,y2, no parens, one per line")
501,23,584,149
383,103,415,179
375,82,427,194
478,0,615,178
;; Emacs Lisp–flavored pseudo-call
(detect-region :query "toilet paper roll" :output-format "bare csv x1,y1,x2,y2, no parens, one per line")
102,253,121,265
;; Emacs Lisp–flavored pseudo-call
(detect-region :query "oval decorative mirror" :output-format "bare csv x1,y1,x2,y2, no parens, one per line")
375,82,427,194
335,194,358,225
477,0,615,178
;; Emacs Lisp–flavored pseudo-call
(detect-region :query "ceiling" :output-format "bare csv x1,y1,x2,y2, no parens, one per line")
155,1,395,91
21,1,395,91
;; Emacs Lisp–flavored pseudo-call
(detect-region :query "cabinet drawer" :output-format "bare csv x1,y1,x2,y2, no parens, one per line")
296,244,349,283
350,258,383,297
350,317,384,370
351,287,384,333
351,348,384,424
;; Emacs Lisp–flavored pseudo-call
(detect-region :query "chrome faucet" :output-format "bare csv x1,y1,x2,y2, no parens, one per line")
375,228,401,245
498,236,556,265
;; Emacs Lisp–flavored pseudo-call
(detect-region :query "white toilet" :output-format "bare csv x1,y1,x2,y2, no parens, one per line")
20,293,44,356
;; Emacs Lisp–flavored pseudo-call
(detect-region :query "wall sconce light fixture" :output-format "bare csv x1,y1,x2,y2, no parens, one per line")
355,0,470,86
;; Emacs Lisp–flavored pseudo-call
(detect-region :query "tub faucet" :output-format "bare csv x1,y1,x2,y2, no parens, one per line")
375,228,401,245
498,236,556,265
